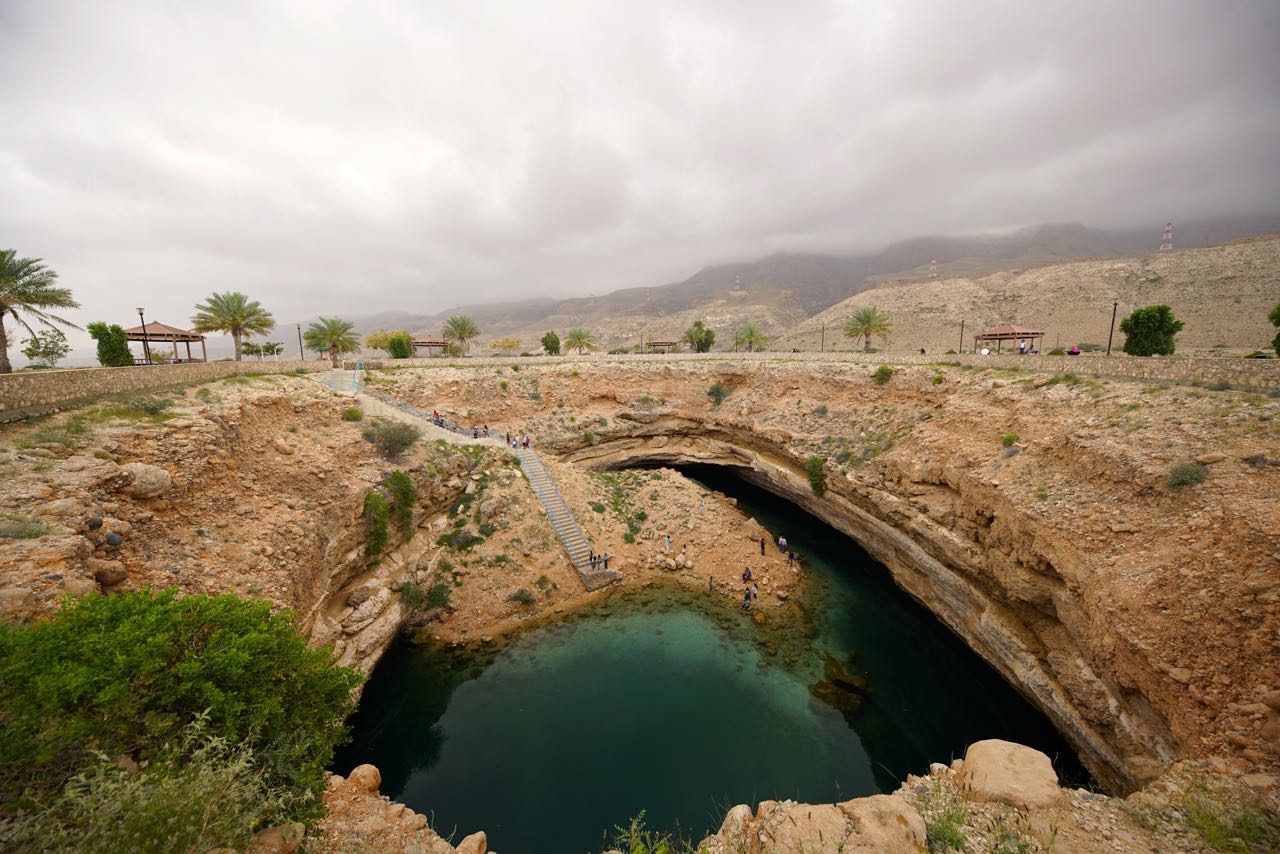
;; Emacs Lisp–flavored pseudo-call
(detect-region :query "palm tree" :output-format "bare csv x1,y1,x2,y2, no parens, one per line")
304,317,360,365
0,250,80,375
682,320,715,353
843,306,893,353
191,291,274,361
563,326,598,355
733,321,768,352
442,315,480,354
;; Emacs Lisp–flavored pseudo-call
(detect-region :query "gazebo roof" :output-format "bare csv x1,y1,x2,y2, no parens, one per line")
412,339,448,346
975,324,1044,341
123,321,206,342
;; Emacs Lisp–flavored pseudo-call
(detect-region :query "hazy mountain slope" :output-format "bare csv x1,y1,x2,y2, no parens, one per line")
778,235,1280,353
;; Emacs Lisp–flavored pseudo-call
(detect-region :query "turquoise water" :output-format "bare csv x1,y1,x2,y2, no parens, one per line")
336,466,1086,852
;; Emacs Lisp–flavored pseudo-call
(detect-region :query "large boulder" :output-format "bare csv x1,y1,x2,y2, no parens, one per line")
347,763,381,793
248,822,305,853
119,463,172,499
839,794,927,853
455,831,487,854
960,739,1063,809
759,801,848,852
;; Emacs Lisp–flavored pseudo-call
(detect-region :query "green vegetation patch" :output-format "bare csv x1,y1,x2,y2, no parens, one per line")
1166,462,1208,492
872,364,894,385
0,514,55,540
361,419,421,459
806,455,827,497
363,491,390,558
341,405,363,421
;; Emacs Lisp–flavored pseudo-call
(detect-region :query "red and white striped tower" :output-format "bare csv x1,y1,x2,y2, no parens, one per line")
1159,222,1173,252
929,258,937,278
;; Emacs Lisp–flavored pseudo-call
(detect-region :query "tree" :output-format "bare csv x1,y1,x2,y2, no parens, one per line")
488,337,522,355
1120,304,1183,356
540,330,561,355
21,330,71,368
682,320,716,353
304,317,360,365
364,329,409,354
241,341,262,360
564,326,598,355
87,322,134,367
0,250,80,374
733,320,768,352
191,292,274,362
260,341,284,361
843,306,893,353
386,332,413,359
442,315,479,354
1269,302,1280,356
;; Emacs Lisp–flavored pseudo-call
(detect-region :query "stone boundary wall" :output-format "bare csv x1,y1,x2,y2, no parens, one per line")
351,351,1280,390
0,360,314,421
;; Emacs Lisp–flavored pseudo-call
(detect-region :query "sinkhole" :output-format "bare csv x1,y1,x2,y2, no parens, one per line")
336,464,1087,853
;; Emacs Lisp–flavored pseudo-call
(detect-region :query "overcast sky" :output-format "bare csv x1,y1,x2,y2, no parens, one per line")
2,0,1277,362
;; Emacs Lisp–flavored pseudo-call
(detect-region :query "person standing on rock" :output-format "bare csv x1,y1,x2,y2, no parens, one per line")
741,589,751,611
602,553,610,570
664,533,672,552
787,550,795,567
759,537,766,555
777,534,788,552
742,566,752,583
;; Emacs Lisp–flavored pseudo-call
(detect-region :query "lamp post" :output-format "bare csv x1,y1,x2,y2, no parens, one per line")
296,323,304,360
136,307,151,364
958,320,965,355
1106,301,1119,356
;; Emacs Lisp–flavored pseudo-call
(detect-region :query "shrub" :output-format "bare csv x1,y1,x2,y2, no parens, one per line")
1178,771,1280,851
424,580,452,609
477,521,497,538
341,406,363,421
117,395,172,415
0,717,300,853
1167,462,1207,492
0,514,54,539
0,590,361,819
944,349,957,355
86,322,134,368
363,491,389,557
806,455,827,497
1047,347,1067,356
540,331,561,355
812,404,828,417
707,382,725,406
1120,304,1184,356
917,779,969,853
499,380,509,391
437,528,484,551
583,430,596,444
1001,433,1019,448
386,332,413,359
509,588,536,606
362,419,420,459
872,364,894,385
931,374,944,385
529,390,542,401
637,394,654,407
386,471,417,536
591,502,606,513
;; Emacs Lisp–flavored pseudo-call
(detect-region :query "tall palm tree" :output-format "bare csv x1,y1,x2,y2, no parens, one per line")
843,306,893,353
304,317,360,365
733,321,768,352
191,291,274,361
682,320,715,353
563,326,598,355
442,315,480,354
0,250,80,374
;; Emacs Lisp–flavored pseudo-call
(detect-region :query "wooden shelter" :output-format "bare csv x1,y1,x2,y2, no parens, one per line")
645,339,678,354
973,324,1045,355
411,338,449,356
124,321,207,364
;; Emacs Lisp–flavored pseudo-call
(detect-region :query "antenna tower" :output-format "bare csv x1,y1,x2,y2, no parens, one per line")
1159,222,1173,252
929,259,937,278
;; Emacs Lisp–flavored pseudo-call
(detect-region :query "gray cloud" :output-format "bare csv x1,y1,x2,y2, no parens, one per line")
1,0,1277,361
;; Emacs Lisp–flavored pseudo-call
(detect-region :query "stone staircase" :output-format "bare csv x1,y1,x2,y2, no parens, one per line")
307,368,618,590
515,447,622,591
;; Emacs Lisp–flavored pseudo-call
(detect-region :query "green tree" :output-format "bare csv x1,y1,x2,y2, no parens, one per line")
364,329,409,354
0,589,362,819
1269,302,1280,356
843,306,893,353
241,341,262,360
0,250,80,375
682,320,716,353
386,332,413,359
191,292,274,362
733,320,768,352
260,341,284,360
304,317,359,365
20,330,71,368
442,315,480,354
540,330,561,355
564,326,598,354
1120,304,1184,356
87,322,134,367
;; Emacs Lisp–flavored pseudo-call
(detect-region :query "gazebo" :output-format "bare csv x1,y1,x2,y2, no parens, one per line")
973,324,1045,355
411,338,449,356
645,339,678,354
124,322,207,364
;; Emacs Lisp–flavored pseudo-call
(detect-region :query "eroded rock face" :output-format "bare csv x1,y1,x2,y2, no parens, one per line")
698,794,927,853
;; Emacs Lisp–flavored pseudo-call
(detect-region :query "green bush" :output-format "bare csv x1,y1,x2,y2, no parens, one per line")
582,430,596,444
1001,433,1019,448
509,588,535,606
386,471,417,537
0,717,299,853
812,404,828,417
0,590,361,819
117,395,172,415
363,491,389,557
86,322,134,368
931,374,944,385
1047,347,1067,356
386,332,413,359
341,406,363,421
591,501,606,513
499,380,509,391
362,419,420,459
424,581,453,609
872,364,894,385
477,521,497,538
437,528,484,551
1120,304,1184,356
707,382,725,406
0,514,54,539
1167,462,1208,492
806,455,827,497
